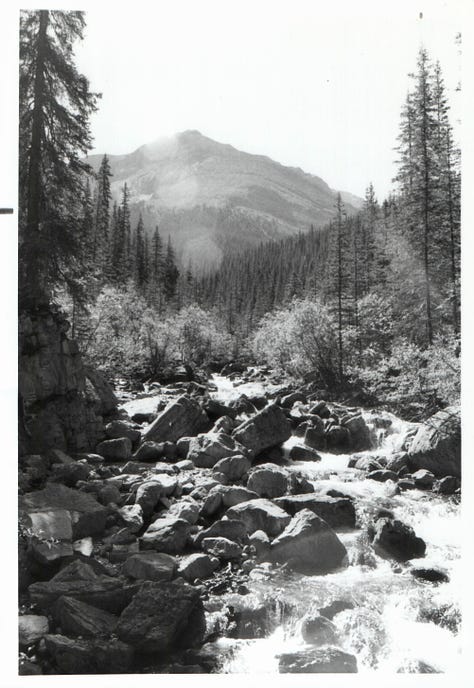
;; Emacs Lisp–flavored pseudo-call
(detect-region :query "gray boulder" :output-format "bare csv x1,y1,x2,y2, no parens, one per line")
96,437,132,461
178,553,219,581
301,612,338,644
194,518,249,546
371,517,426,561
122,552,177,581
44,634,133,674
53,596,118,638
247,463,289,498
116,579,205,653
105,420,141,444
225,498,291,537
232,404,291,455
274,494,356,528
202,537,242,560
18,615,49,647
140,517,191,553
408,406,460,477
278,647,357,673
188,433,248,468
270,509,347,574
143,395,208,443
213,454,251,482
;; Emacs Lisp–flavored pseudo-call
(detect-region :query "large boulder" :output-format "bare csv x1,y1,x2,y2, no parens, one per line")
122,552,177,581
408,406,460,477
247,464,289,498
116,579,205,653
96,437,132,461
178,553,219,582
28,560,140,613
53,596,118,637
232,404,291,455
188,433,249,468
194,518,249,546
18,615,49,647
213,454,251,482
371,517,426,562
105,420,141,444
274,494,356,529
44,634,133,674
20,483,107,540
202,537,242,560
278,647,357,673
301,613,338,645
225,499,291,537
143,395,208,443
140,517,191,553
270,509,347,574
342,414,373,451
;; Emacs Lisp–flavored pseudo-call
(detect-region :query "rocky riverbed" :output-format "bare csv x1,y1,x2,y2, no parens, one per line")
18,367,461,675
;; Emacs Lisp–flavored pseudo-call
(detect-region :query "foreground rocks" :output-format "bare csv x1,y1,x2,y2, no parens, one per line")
143,395,209,443
278,648,358,673
232,404,291,455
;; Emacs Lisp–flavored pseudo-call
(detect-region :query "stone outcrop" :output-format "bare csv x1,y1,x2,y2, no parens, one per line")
19,308,117,454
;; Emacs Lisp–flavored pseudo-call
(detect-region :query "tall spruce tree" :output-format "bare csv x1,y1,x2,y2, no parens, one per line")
163,236,179,304
19,10,99,306
93,154,112,275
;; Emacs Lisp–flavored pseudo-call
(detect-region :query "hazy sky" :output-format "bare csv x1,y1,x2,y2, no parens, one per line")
70,0,463,200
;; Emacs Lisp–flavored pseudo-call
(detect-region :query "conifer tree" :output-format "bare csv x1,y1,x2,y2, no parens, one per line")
163,236,179,304
93,154,112,274
19,9,99,306
134,214,147,291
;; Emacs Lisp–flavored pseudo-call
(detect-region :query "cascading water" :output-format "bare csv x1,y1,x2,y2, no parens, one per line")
206,374,461,674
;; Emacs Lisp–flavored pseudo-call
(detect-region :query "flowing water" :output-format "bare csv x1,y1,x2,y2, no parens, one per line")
207,374,462,674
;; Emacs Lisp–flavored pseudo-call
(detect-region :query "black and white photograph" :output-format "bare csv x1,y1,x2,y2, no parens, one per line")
1,0,472,681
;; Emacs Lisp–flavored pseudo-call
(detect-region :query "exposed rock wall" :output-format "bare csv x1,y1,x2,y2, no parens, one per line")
19,307,117,454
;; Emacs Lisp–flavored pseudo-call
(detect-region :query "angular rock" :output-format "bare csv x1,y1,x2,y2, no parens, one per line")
133,441,165,462
203,398,237,420
20,484,107,539
18,615,49,647
371,517,426,562
54,596,118,637
30,540,74,565
213,454,251,482
289,445,321,462
140,517,191,553
44,634,133,674
118,504,144,533
304,421,326,451
194,518,249,546
367,469,398,483
281,392,307,408
202,537,242,560
385,452,409,472
178,553,219,582
232,404,291,455
122,552,177,581
270,509,347,574
412,469,436,489
188,433,248,469
434,476,459,495
342,414,372,451
225,498,291,537
279,647,357,673
116,579,205,653
50,461,92,487
247,464,289,498
167,498,200,524
221,486,259,508
274,494,356,529
248,529,270,558
28,560,139,613
326,425,351,452
143,395,208,443
301,613,338,644
105,420,141,444
96,437,132,461
408,406,460,477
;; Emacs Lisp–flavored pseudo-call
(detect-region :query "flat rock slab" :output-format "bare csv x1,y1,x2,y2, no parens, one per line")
274,494,356,529
270,509,347,574
278,647,357,673
28,560,140,614
225,498,291,537
140,517,191,553
116,579,205,653
122,552,177,581
143,395,208,443
53,596,118,638
44,634,133,674
20,483,107,539
232,404,291,455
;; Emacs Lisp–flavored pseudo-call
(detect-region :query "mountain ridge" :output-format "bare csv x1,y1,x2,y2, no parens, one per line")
87,130,363,268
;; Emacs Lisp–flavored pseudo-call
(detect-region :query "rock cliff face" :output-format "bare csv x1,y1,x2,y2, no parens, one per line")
19,307,117,454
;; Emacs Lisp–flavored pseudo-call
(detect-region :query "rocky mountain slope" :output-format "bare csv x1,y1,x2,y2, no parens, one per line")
87,131,361,268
